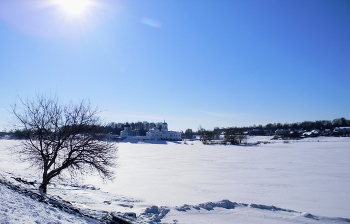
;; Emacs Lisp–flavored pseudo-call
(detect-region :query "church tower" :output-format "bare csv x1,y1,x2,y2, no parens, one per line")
162,120,168,132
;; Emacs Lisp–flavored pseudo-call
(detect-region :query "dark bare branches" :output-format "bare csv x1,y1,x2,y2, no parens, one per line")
10,95,117,193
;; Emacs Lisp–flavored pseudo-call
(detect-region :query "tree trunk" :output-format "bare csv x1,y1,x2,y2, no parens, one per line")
39,181,48,194
40,173,50,194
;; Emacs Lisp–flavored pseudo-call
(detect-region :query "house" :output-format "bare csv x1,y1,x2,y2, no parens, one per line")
322,129,332,136
333,127,350,136
302,129,321,137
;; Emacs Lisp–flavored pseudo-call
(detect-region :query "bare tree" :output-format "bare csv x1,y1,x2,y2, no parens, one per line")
236,134,247,144
224,128,237,145
10,95,117,194
223,128,247,145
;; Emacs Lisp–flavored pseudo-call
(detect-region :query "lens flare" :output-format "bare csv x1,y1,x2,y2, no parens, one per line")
141,18,162,28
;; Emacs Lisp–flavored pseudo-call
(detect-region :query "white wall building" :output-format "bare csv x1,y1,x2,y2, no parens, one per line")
120,123,139,138
120,121,182,141
146,121,182,140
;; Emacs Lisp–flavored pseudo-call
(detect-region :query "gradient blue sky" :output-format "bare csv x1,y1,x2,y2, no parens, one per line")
1,0,349,131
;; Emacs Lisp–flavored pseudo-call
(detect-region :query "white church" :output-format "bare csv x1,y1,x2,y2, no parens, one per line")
120,121,182,141
146,121,182,140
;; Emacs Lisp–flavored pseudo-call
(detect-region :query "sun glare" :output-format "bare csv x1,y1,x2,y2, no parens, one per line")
58,0,91,15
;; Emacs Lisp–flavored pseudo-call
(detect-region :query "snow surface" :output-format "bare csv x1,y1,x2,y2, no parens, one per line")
1,137,350,223
0,178,98,223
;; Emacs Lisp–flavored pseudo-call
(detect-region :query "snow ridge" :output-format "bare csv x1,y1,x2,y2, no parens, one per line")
249,203,298,212
0,174,96,220
175,200,241,211
0,172,135,223
167,200,350,224
137,206,170,223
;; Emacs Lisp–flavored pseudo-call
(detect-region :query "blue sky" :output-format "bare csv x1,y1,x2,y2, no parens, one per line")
1,0,349,131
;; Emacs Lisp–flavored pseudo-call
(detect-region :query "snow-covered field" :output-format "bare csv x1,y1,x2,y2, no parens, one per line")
1,137,350,223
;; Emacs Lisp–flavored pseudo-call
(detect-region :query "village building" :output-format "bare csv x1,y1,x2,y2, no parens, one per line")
120,122,139,138
120,121,182,141
333,127,350,136
146,121,182,140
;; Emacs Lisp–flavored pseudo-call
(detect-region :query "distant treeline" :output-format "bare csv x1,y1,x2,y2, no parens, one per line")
205,117,350,135
90,117,350,139
3,117,349,140
193,117,350,144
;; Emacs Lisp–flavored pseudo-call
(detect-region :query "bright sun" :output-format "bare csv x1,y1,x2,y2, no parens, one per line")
58,0,91,15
